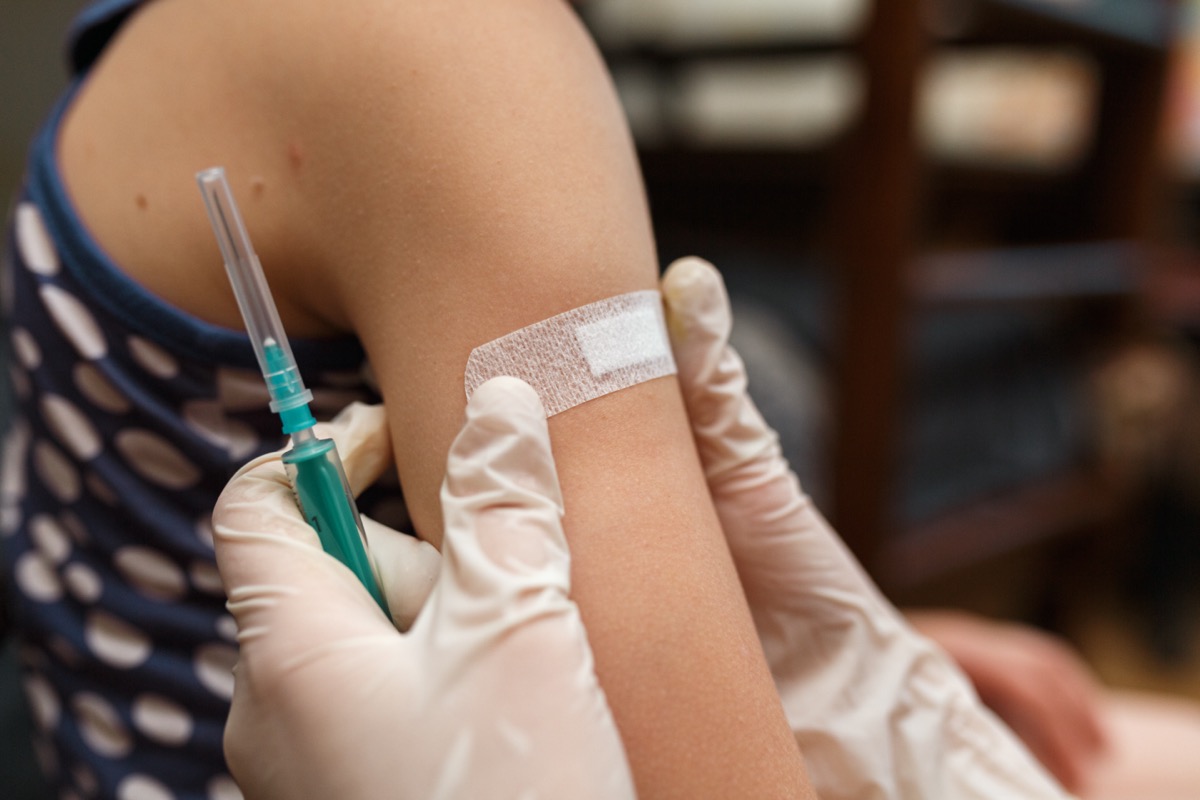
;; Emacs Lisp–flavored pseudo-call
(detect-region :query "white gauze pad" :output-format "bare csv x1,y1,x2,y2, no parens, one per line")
464,290,676,416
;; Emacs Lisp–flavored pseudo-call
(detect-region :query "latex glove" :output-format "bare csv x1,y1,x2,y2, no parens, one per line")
661,256,1071,800
212,377,636,800
908,610,1111,794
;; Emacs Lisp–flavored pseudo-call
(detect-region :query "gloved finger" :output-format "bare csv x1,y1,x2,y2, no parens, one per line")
310,402,393,497
661,256,779,479
362,516,440,630
661,256,734,408
212,454,394,651
433,376,571,628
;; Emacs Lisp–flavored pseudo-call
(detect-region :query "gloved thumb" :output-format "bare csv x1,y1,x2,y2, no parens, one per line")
662,256,733,375
434,376,571,627
310,402,441,629
213,402,440,636
661,256,778,478
212,450,397,657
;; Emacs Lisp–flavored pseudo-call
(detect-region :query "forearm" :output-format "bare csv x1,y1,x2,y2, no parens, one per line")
551,379,812,798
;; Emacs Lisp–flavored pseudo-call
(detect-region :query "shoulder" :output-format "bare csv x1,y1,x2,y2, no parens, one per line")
248,0,655,328
59,0,650,339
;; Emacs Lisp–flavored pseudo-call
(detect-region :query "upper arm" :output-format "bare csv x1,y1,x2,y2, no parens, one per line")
242,1,811,795
274,0,663,538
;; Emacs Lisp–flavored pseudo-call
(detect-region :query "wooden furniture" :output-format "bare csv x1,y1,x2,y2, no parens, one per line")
834,0,1177,590
591,0,1180,592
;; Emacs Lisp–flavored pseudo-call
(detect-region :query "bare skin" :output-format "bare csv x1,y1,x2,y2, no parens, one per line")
58,0,814,796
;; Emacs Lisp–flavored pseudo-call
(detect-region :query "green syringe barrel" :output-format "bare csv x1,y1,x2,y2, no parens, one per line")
283,428,390,616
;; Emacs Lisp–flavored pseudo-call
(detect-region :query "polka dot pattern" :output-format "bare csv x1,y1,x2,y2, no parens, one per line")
183,400,258,460
59,510,88,545
194,517,215,550
65,563,103,604
215,615,238,643
29,514,71,564
114,429,201,490
132,694,193,746
15,552,62,602
46,636,81,668
128,336,180,380
71,763,99,797
194,643,237,701
42,394,103,460
40,284,107,359
216,368,272,411
114,547,187,601
16,203,60,275
12,326,41,369
117,774,174,800
72,692,132,758
85,471,119,506
9,362,31,399
0,505,20,537
1,423,31,535
208,774,244,800
85,611,152,670
189,561,225,596
6,171,386,796
74,362,132,414
23,674,61,731
33,440,81,503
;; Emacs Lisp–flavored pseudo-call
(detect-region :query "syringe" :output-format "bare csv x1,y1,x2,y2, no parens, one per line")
196,167,390,615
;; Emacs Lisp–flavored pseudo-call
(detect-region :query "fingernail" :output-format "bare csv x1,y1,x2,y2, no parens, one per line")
663,257,719,315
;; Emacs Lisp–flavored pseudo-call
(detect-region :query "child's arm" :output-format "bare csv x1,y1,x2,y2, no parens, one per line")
60,0,814,795
304,5,811,795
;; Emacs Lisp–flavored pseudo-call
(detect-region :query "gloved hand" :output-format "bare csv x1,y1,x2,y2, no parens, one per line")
661,256,1072,800
212,377,636,800
908,610,1110,793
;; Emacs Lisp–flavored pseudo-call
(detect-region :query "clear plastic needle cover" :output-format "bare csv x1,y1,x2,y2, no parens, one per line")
196,167,314,426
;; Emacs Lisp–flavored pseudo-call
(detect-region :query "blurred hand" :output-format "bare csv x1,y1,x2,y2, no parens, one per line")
212,379,635,800
908,610,1111,794
661,256,1070,800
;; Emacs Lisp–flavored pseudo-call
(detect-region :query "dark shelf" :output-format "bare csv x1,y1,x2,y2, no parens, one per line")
600,38,850,64
936,0,1178,52
597,0,1177,61
884,467,1118,588
913,241,1144,305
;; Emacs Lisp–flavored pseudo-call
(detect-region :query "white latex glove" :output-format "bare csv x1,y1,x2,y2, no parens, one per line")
212,377,636,800
661,256,1072,800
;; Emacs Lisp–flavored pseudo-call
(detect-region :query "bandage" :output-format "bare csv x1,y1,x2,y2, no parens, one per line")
465,290,676,416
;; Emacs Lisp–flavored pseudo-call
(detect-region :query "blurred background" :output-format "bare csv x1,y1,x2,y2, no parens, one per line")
3,0,1200,794
575,0,1200,698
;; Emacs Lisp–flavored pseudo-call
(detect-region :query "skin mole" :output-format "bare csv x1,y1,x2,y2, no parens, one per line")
287,141,305,171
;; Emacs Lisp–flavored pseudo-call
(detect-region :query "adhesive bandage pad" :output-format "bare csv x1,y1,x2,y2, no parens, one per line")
464,290,677,416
